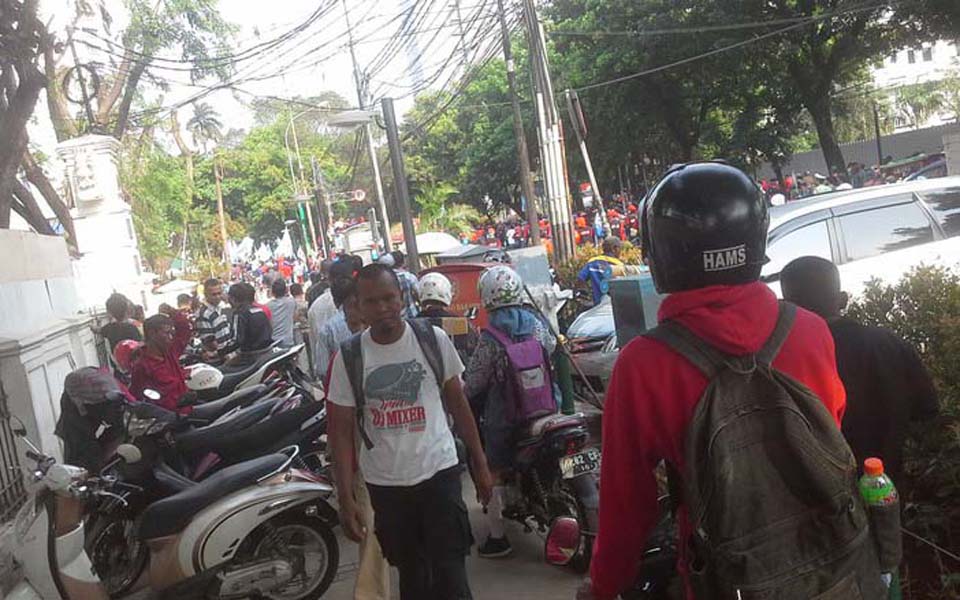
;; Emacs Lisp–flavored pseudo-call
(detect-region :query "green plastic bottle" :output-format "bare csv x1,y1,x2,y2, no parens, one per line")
858,457,898,505
858,457,902,600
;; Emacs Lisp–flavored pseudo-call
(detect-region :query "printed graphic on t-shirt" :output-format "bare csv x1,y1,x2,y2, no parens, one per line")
364,360,428,432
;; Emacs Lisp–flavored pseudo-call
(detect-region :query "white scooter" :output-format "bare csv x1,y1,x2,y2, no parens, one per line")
5,418,114,600
101,444,339,599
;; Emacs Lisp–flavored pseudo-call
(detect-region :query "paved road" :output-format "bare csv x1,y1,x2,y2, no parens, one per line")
123,475,584,600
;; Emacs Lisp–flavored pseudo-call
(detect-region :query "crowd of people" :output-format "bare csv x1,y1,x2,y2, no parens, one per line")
82,160,946,600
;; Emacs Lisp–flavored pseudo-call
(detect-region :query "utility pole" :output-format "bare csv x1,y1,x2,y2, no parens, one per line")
873,102,884,165
311,156,331,258
497,0,540,246
565,89,607,230
382,98,420,273
289,119,317,255
213,155,229,262
522,0,574,261
342,0,392,251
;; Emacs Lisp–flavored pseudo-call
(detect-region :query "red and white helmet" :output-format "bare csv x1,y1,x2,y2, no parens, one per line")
113,339,144,373
419,273,453,307
479,265,524,311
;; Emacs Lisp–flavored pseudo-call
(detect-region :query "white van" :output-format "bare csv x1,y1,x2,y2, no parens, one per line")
763,177,960,298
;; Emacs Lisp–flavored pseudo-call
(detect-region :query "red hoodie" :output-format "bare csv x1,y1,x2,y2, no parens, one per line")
590,282,846,599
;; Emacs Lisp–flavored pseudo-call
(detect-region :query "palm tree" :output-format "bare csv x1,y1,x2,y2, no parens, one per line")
186,102,223,153
415,183,481,235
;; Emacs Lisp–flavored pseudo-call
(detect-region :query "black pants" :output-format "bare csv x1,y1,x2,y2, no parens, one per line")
367,466,474,600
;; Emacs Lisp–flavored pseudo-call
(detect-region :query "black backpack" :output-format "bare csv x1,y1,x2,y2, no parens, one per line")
644,302,884,599
340,319,445,450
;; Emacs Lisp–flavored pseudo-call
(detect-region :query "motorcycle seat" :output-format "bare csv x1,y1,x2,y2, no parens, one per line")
153,461,197,493
189,384,268,422
139,453,287,540
520,413,585,444
175,400,276,455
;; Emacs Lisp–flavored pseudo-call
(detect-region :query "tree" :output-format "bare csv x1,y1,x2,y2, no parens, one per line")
186,102,223,153
415,184,481,235
718,0,960,177
402,57,538,215
44,0,236,142
894,81,946,130
0,0,75,243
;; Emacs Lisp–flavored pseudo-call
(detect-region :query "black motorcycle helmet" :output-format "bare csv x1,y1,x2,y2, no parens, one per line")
642,161,768,294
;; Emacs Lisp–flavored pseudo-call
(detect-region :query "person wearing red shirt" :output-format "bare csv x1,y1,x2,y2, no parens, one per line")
580,163,847,600
130,304,193,413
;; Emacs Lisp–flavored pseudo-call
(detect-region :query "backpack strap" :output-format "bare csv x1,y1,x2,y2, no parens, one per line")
339,332,374,450
409,319,446,391
484,325,512,346
755,302,798,367
642,322,725,379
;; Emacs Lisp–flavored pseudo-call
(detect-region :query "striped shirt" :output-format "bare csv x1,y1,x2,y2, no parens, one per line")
195,302,234,351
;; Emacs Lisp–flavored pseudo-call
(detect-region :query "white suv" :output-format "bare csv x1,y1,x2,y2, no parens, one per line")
763,177,960,297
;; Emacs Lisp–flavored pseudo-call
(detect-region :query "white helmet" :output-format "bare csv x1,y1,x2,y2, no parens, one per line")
186,363,223,391
479,265,524,311
419,272,453,306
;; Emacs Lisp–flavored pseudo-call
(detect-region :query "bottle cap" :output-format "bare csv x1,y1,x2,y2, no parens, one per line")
864,457,884,477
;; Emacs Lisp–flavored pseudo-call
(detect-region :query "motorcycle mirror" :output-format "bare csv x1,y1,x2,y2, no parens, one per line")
143,389,161,402
116,444,142,464
544,516,582,567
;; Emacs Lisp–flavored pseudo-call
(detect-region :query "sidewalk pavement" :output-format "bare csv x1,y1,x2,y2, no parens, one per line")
325,475,584,599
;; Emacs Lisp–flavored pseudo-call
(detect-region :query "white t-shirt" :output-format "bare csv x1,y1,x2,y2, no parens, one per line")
327,323,465,486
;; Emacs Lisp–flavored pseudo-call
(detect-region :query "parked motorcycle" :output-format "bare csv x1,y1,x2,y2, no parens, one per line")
87,392,329,596
92,444,338,599
5,417,113,600
186,343,310,402
500,412,600,571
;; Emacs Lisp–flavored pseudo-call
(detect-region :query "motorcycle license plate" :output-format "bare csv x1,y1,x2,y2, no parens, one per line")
560,447,601,479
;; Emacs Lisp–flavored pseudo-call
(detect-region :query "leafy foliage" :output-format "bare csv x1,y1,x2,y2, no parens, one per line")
414,184,482,235
846,266,960,597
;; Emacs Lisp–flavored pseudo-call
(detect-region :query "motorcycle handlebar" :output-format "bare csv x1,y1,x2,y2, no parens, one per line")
25,450,42,462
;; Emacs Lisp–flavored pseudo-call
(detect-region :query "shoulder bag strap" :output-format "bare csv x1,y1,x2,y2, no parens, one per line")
339,332,374,450
409,319,446,390
755,301,798,367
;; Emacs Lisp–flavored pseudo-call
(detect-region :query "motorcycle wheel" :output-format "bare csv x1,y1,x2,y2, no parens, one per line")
87,513,148,597
244,513,339,600
551,483,592,573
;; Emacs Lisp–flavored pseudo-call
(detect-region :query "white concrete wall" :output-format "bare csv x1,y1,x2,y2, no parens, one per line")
0,230,98,459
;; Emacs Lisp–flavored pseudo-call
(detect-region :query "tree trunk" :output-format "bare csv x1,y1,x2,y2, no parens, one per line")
10,179,55,235
41,34,79,142
772,160,786,192
112,60,148,139
21,149,76,249
0,67,44,223
805,95,848,178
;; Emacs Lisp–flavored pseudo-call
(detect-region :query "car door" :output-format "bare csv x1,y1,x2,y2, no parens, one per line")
762,210,836,297
833,194,949,298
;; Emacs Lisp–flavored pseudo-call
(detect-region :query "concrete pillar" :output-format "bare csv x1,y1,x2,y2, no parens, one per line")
944,132,960,176
56,135,149,312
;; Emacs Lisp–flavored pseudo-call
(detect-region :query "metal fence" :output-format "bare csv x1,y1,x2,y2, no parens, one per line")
0,382,26,522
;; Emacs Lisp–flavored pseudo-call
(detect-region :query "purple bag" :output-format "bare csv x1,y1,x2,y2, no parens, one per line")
486,327,556,423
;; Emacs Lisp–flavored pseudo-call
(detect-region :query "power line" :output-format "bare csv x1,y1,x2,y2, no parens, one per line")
570,3,891,93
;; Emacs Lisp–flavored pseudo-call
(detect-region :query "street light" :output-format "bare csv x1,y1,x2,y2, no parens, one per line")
324,110,393,252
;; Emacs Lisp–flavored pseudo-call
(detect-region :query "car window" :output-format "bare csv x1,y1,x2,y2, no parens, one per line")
763,220,832,279
920,187,960,237
838,202,934,261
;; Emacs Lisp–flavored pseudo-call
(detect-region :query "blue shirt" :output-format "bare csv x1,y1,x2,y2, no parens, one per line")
578,256,622,305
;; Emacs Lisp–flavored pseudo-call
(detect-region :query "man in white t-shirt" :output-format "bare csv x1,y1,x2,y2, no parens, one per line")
328,264,492,600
